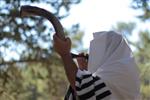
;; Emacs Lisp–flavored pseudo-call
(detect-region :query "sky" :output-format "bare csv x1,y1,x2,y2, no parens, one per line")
29,0,150,49
4,0,150,61
60,0,149,49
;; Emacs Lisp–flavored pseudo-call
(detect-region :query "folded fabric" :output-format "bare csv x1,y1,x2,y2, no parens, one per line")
88,31,140,100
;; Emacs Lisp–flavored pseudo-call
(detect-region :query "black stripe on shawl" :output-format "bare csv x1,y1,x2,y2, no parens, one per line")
78,88,95,99
96,90,111,100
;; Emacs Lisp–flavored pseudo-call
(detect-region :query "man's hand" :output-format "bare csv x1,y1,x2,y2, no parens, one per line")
53,34,77,91
53,34,71,57
76,53,88,70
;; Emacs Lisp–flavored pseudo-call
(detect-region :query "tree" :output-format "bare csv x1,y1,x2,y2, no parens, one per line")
134,30,150,99
111,22,136,45
131,0,150,99
132,0,150,21
0,0,83,100
0,0,81,64
112,21,150,99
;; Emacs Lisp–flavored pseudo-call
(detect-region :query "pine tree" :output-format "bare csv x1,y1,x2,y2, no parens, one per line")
0,0,83,99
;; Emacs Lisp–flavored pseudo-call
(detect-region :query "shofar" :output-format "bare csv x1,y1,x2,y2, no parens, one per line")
20,5,88,59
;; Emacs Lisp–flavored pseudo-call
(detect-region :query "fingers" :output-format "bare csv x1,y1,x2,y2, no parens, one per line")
76,53,87,62
76,52,87,59
76,53,88,70
53,34,60,42
53,34,64,46
66,37,71,42
53,34,70,42
66,37,71,46
78,52,85,56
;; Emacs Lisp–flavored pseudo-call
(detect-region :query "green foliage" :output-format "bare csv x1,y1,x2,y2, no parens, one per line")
131,31,150,100
111,22,136,45
131,0,150,21
0,60,68,100
112,22,136,35
0,0,83,99
112,21,150,99
131,0,150,97
130,4,150,99
141,84,150,99
0,0,81,62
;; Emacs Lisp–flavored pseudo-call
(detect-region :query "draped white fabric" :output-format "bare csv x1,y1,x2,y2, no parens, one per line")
87,31,140,100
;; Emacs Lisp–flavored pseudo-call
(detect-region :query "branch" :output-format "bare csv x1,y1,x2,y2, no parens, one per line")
0,58,51,66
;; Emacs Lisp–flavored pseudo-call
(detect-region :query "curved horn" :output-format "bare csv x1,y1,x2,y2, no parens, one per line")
20,5,65,40
20,5,88,59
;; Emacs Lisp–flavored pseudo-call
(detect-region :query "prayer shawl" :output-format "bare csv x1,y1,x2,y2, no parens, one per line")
64,31,140,100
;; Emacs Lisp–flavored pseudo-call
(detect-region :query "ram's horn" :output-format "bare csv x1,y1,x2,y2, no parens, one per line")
20,5,88,59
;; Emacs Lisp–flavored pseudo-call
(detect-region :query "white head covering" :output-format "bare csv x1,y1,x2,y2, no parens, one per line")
88,31,140,100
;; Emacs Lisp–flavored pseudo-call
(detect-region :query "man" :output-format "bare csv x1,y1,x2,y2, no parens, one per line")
53,31,140,100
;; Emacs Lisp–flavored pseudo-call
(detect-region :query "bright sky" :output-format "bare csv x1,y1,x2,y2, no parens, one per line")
29,0,150,49
4,0,150,61
61,0,149,49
